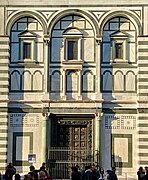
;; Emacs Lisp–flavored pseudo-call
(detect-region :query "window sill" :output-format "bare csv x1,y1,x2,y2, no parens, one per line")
62,59,83,64
110,59,128,64
62,59,83,70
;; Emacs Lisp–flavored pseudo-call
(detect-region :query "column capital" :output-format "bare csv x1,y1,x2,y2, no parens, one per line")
96,36,102,45
95,112,103,120
43,34,50,45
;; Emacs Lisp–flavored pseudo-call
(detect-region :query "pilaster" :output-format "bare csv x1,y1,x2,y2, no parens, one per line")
43,34,50,100
94,112,103,166
0,36,9,171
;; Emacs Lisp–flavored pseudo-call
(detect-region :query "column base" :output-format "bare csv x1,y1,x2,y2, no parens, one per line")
61,95,67,100
78,95,82,100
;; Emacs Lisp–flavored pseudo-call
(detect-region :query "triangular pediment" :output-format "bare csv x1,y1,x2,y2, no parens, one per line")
18,30,37,37
110,31,129,37
63,27,82,35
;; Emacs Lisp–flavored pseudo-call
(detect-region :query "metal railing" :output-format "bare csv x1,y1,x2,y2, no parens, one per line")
48,147,97,179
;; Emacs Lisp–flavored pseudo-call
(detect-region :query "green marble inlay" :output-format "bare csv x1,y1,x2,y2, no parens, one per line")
139,64,148,67
138,116,148,120
0,108,8,112
0,167,6,171
0,129,8,133
0,85,8,88
0,49,9,52
0,122,7,126
138,41,148,45
138,131,148,134
0,41,9,45
139,138,148,142
111,134,132,168
0,145,7,148
0,92,8,95
138,124,148,127
0,152,7,155
138,109,148,113
0,115,8,118
139,49,148,52
0,137,8,141
0,159,7,163
138,78,148,82
138,93,148,96
138,71,148,74
138,56,148,60
0,70,8,73
139,153,148,156
0,56,9,59
13,132,33,166
139,161,148,165
139,85,148,89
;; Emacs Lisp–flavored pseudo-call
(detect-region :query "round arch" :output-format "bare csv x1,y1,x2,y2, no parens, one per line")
47,9,99,38
99,10,142,36
6,10,47,35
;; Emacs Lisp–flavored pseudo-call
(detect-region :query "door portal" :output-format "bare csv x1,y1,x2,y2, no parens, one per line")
48,117,95,179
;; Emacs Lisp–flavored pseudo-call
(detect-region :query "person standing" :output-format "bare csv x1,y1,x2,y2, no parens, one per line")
28,165,38,180
99,167,104,179
71,166,81,180
4,163,16,180
106,167,118,180
143,166,148,180
137,167,145,180
39,163,48,177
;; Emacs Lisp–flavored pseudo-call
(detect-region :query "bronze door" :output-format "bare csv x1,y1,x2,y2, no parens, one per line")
49,118,93,179
56,118,93,162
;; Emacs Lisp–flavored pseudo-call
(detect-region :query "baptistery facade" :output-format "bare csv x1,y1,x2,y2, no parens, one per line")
0,0,148,179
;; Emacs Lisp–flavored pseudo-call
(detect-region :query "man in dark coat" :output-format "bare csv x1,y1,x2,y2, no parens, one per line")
5,163,16,180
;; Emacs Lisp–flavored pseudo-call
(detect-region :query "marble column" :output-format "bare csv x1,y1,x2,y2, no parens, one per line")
78,70,82,100
41,112,50,163
43,35,50,100
94,112,103,165
95,36,102,100
62,69,66,100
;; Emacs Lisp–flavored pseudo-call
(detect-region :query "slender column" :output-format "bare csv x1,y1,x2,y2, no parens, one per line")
78,70,82,100
43,35,50,100
95,37,102,100
62,69,66,100
41,111,50,163
94,112,103,165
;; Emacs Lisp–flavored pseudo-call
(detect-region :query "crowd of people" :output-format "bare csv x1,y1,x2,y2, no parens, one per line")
0,162,52,180
3,163,148,180
71,164,118,180
137,166,148,180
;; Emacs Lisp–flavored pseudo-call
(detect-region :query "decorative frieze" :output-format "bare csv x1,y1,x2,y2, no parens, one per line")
105,115,136,129
10,113,40,127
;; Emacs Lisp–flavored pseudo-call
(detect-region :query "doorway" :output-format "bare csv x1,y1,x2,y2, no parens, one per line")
48,116,96,179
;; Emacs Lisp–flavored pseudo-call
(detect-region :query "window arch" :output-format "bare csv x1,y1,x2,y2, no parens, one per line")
102,16,136,64
114,71,124,91
82,70,95,92
10,71,21,91
125,71,136,92
102,70,112,92
33,71,43,91
51,70,61,92
10,16,43,63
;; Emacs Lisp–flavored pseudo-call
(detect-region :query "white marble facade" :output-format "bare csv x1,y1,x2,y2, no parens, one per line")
0,0,148,179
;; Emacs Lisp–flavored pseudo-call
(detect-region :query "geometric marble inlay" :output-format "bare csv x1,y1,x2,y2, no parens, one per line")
105,115,136,130
10,114,39,127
